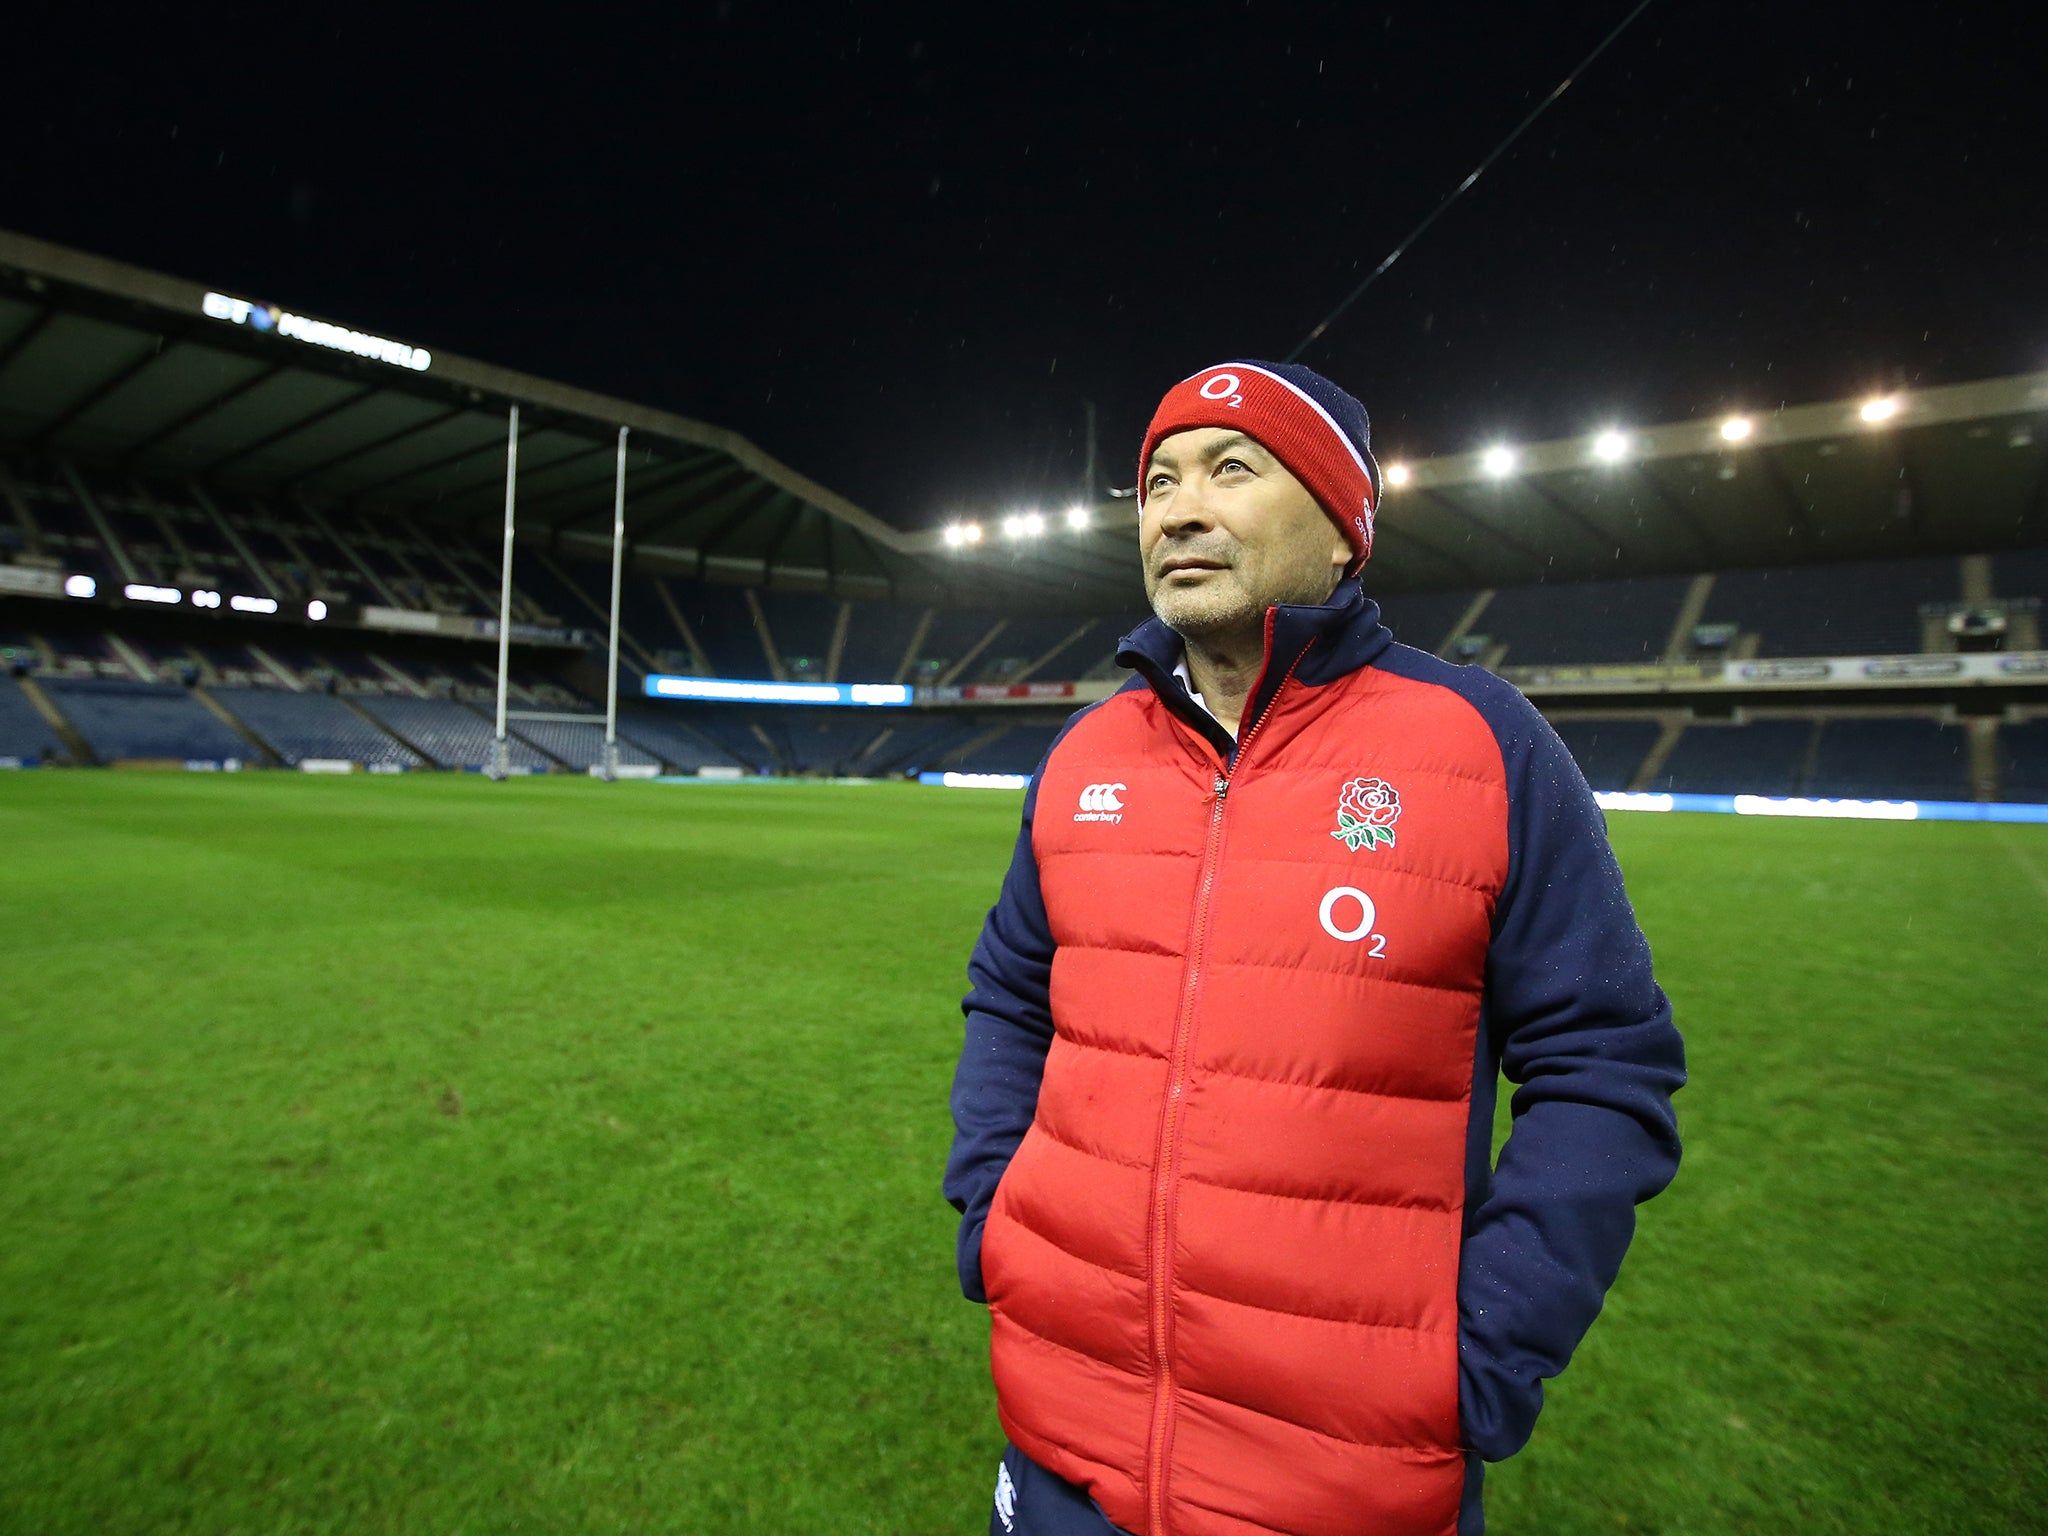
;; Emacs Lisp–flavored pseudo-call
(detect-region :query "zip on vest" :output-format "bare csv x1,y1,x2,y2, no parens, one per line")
1142,639,1308,1536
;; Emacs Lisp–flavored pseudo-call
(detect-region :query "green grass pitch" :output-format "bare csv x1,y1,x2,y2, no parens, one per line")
1,771,2043,1534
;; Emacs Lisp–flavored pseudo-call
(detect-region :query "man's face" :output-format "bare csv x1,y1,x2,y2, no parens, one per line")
1141,427,1350,641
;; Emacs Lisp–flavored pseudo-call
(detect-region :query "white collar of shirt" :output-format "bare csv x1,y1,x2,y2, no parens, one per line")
1171,650,1236,740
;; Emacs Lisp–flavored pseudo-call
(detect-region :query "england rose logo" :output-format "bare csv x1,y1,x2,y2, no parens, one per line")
1332,776,1400,852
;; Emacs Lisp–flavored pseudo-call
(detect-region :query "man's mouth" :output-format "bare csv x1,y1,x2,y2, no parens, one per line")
1159,557,1228,577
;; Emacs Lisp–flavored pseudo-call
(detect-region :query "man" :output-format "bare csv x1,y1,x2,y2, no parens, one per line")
944,360,1686,1536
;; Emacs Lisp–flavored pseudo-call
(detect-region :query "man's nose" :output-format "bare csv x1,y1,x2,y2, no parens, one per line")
1156,479,1214,536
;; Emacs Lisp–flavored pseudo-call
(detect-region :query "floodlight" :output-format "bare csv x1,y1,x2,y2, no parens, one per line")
1065,505,1090,530
1384,463,1410,487
192,589,221,608
1481,445,1516,477
63,574,96,598
307,599,329,621
1592,430,1630,462
943,524,965,547
1021,511,1047,537
961,522,983,543
1002,515,1024,539
1859,395,1901,424
1720,416,1753,442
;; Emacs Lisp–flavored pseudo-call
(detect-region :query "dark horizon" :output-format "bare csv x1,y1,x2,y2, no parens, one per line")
5,1,2043,529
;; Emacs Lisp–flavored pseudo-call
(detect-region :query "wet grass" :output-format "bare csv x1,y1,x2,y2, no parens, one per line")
0,772,2041,1534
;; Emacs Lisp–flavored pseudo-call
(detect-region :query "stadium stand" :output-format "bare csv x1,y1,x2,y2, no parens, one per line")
211,686,424,769
1646,718,1812,796
755,590,840,677
836,602,928,682
613,709,748,774
1994,717,2048,802
1374,589,1477,657
849,716,987,775
672,581,770,680
41,677,250,763
1550,717,1665,792
913,607,1003,682
356,696,552,771
1994,548,2048,600
1700,556,1958,658
504,719,660,773
947,721,1066,774
1805,717,1973,802
1482,576,1693,667
1,674,68,764
5,232,2046,804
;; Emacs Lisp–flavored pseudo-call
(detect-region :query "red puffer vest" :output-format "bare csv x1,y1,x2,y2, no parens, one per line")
979,616,1510,1536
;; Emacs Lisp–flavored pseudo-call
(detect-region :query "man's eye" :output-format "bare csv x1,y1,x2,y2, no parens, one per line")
1148,473,1175,492
1216,458,1250,475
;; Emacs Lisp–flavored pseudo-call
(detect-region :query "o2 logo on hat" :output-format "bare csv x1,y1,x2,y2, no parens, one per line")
1319,885,1388,957
1199,372,1244,408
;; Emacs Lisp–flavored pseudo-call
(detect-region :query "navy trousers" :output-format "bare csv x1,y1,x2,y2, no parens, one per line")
987,1442,1488,1535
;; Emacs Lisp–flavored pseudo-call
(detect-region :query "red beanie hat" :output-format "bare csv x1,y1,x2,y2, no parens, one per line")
1139,359,1381,572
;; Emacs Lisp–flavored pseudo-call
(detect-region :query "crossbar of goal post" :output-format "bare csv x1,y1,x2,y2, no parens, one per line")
602,426,628,780
490,403,519,780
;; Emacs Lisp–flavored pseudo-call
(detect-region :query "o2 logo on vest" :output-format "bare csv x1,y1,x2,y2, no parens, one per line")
1199,373,1244,409
1319,885,1388,958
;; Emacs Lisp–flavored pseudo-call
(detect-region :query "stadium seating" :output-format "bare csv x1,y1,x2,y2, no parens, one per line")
1804,717,1972,802
836,603,927,682
212,687,424,768
1,675,68,764
1483,577,1693,667
41,677,250,763
1701,557,1957,657
1995,718,2048,802
1371,589,1475,656
754,590,841,676
849,716,987,776
505,719,660,772
356,696,552,770
1647,718,1812,796
1551,717,1664,792
613,709,748,773
948,721,1066,774
671,581,771,679
1994,548,2048,601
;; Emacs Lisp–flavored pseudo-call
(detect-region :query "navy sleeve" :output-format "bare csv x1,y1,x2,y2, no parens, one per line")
1456,685,1687,1461
942,769,1058,1303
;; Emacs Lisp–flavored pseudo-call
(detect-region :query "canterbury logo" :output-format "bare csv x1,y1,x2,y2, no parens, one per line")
1078,782,1125,811
1074,782,1126,824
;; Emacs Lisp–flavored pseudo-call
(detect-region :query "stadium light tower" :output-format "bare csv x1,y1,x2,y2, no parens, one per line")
1720,415,1754,442
1065,505,1091,530
1860,394,1902,424
1481,445,1517,477
1593,429,1631,462
1384,463,1410,487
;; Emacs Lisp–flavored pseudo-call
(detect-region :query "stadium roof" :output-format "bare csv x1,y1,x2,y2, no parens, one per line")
0,227,994,606
2,225,2044,615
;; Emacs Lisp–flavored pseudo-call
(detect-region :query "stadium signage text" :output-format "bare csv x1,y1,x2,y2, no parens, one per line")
202,292,432,372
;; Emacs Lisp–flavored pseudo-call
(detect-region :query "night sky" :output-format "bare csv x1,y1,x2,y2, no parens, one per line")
5,2,2043,532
